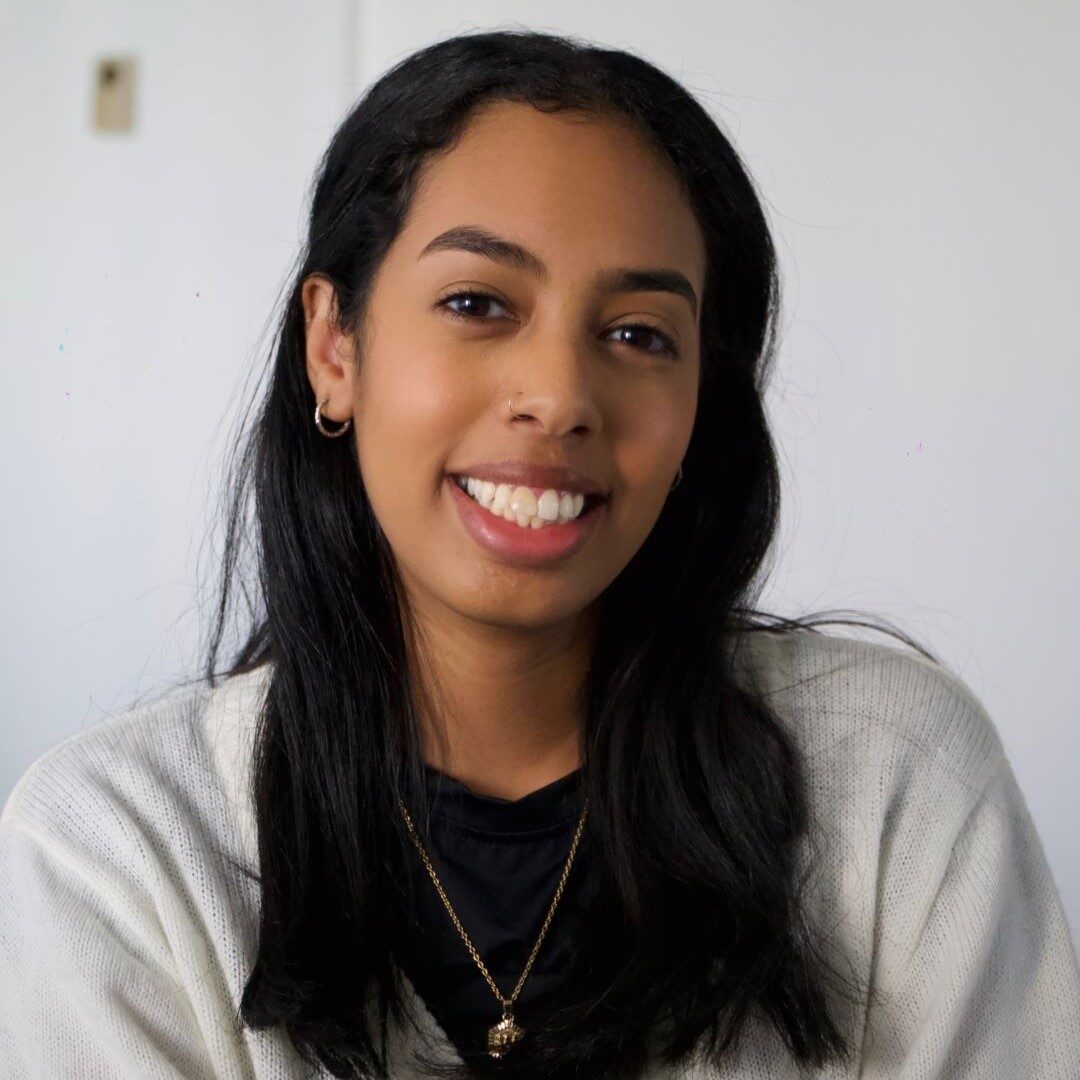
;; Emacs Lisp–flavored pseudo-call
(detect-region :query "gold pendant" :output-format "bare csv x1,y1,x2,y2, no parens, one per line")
487,1014,524,1058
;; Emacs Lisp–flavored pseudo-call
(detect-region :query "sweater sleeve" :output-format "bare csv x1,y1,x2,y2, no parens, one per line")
0,788,218,1077
857,726,1080,1077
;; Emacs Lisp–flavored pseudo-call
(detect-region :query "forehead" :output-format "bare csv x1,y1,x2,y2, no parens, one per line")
399,100,706,290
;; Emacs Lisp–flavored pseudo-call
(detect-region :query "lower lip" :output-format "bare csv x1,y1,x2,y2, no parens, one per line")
446,477,606,568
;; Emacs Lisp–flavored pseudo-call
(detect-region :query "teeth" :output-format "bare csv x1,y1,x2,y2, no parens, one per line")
536,489,561,522
459,477,589,528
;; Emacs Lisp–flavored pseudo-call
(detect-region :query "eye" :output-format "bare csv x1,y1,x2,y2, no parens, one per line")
606,323,679,360
435,289,679,359
436,289,512,322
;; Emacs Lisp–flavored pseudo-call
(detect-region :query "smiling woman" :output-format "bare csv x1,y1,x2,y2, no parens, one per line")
2,26,1079,1080
300,96,704,703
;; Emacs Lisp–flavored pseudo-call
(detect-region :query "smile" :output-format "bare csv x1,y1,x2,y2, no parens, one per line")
452,475,602,528
446,475,606,568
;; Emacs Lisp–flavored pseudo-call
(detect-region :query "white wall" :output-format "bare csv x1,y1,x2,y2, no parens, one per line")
3,1,1077,943
0,0,356,783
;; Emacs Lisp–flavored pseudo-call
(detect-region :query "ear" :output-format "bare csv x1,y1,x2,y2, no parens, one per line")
301,274,357,424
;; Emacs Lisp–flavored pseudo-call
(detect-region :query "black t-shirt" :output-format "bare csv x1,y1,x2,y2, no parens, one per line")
393,762,597,1063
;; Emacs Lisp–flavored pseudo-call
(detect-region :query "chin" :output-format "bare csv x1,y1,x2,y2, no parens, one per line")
452,581,596,628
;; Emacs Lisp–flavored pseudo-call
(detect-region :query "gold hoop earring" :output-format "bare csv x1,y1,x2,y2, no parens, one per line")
314,398,352,438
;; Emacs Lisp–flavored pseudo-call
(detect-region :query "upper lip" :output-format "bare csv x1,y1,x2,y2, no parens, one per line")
449,460,608,498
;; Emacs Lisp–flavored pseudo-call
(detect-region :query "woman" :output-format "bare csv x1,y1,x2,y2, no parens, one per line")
2,28,1078,1080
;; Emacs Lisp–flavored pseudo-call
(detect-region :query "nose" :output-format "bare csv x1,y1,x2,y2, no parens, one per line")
504,336,603,438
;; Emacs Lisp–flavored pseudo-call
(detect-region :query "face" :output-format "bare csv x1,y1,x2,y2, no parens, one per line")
304,100,705,633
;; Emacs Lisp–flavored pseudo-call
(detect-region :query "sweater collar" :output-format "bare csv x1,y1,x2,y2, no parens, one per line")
203,662,269,877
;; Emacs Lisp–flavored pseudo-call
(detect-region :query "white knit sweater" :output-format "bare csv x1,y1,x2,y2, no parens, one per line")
1,629,1078,1079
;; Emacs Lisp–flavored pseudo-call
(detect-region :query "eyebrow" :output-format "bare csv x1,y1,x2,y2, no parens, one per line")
418,224,698,319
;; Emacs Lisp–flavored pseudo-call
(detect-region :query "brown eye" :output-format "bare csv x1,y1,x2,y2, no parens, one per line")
437,289,510,321
608,323,678,359
436,290,678,360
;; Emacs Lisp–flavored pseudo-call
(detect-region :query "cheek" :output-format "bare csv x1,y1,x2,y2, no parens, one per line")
355,342,471,485
352,352,481,576
613,402,691,492
599,407,690,543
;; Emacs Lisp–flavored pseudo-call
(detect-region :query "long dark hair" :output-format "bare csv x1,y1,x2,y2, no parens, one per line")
204,27,938,1080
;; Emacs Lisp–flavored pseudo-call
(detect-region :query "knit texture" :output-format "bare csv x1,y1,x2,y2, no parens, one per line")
1,629,1078,1078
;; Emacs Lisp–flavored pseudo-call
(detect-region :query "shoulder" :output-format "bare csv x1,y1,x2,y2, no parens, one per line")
1,664,272,878
0,666,282,1076
2,678,212,825
733,627,1007,814
731,627,1039,976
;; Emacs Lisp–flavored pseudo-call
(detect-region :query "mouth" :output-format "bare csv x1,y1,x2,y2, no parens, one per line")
445,474,606,568
442,475,604,520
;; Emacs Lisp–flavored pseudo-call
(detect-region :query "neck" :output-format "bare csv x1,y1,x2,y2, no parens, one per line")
404,602,594,802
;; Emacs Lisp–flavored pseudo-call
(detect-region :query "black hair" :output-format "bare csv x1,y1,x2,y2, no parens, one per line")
204,27,939,1080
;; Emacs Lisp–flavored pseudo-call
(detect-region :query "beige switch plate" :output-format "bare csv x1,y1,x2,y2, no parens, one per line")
93,56,137,133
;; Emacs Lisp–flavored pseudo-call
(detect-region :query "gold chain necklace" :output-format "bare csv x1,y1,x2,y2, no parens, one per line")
398,791,589,1059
